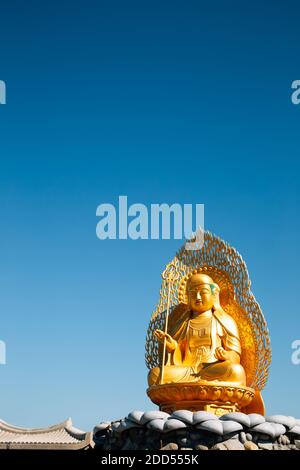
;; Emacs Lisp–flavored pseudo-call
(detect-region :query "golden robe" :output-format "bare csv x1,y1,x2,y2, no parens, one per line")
148,306,246,386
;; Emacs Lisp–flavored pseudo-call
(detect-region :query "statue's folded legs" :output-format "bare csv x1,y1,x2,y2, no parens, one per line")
148,360,246,386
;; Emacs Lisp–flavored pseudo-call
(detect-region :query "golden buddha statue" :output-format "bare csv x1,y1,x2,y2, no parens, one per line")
148,273,246,387
145,232,271,416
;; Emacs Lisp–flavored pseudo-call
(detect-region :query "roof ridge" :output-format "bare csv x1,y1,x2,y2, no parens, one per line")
0,418,74,434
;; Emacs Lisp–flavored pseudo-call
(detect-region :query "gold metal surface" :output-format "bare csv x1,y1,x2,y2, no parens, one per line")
160,263,180,385
145,232,271,414
147,382,255,415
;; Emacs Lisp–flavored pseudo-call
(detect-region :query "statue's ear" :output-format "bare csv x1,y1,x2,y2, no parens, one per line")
211,283,221,309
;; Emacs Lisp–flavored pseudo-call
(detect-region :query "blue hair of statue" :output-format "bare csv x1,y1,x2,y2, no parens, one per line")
210,284,216,294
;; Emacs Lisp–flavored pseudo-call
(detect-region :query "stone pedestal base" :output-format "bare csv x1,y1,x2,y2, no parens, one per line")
147,382,255,416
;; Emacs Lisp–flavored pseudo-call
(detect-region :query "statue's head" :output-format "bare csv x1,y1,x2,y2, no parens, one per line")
187,273,220,314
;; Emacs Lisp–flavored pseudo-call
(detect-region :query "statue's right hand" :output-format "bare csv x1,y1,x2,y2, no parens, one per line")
154,329,177,352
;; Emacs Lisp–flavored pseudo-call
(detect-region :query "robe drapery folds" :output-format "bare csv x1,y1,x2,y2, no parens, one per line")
163,305,242,370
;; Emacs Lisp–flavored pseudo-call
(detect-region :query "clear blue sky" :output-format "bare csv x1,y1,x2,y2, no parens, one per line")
0,0,299,430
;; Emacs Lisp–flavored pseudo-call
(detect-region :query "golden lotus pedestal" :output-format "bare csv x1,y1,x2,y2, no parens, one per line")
147,382,255,417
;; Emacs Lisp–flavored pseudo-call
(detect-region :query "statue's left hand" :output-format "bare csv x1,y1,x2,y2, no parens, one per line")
215,347,230,361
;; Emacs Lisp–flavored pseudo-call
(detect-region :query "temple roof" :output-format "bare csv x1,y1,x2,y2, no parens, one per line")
0,418,92,450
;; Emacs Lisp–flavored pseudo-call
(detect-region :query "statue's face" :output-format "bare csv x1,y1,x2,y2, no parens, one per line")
187,274,214,314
